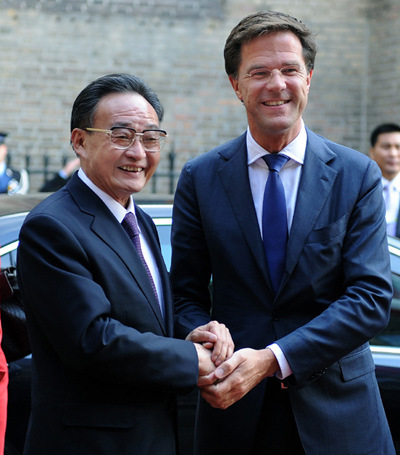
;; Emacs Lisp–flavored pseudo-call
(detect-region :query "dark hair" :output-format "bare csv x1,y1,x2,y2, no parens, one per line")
370,123,400,147
70,73,164,132
224,10,317,78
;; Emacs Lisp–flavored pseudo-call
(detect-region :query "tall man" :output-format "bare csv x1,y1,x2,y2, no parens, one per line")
17,73,225,455
369,123,400,237
171,11,395,455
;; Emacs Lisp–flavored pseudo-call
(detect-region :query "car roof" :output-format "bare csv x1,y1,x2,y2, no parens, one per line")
0,193,51,216
0,196,172,252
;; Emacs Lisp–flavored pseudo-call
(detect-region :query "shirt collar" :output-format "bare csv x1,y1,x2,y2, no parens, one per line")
0,162,5,175
77,168,136,224
247,121,307,166
382,172,400,192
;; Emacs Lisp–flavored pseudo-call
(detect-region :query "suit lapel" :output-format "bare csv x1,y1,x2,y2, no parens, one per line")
284,129,338,284
217,134,274,292
67,175,166,334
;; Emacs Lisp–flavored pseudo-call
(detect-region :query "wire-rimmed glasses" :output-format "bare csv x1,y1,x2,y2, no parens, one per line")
82,127,167,152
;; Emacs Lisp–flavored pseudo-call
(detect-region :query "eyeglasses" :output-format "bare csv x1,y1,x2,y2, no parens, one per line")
82,127,167,152
244,64,307,83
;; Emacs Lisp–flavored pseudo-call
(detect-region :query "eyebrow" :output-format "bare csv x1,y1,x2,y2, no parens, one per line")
112,122,160,130
247,61,303,71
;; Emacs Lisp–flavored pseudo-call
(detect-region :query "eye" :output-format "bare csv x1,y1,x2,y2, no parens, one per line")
249,70,270,79
281,65,303,76
112,128,131,139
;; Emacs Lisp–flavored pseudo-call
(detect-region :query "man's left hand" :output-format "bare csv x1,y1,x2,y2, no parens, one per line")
186,320,235,366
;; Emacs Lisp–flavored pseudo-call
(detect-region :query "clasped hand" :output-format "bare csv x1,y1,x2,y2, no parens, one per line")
196,345,279,410
189,322,279,409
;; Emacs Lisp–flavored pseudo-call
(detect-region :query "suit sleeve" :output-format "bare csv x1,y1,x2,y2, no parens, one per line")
171,162,214,339
277,159,393,387
17,212,198,393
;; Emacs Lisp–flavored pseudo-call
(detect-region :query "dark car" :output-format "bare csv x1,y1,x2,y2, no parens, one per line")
1,195,400,453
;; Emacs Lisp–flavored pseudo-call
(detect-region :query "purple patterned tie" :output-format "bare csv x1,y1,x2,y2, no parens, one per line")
121,212,160,305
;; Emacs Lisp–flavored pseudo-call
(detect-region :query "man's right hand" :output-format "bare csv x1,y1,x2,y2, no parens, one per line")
194,343,217,387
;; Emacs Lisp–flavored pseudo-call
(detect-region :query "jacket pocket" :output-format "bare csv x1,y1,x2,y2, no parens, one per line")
306,214,348,244
338,345,375,382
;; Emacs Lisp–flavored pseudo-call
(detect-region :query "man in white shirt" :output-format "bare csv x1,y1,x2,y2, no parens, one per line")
369,123,400,237
170,10,394,455
16,73,231,455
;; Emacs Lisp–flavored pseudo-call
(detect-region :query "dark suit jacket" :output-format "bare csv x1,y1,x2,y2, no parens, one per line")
171,129,395,455
17,174,198,455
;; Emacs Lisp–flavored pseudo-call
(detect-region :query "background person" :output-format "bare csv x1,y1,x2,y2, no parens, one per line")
369,123,400,237
39,157,80,192
17,73,230,455
0,132,29,195
171,11,395,455
0,259,9,455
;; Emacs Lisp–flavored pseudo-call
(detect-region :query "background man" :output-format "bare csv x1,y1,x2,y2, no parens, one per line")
39,157,80,192
17,73,228,455
369,123,400,237
171,11,395,455
0,132,29,194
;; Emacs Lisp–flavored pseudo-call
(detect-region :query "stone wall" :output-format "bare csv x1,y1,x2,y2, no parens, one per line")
0,0,398,191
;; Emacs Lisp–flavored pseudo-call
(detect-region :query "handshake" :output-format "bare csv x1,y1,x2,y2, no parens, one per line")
188,321,279,409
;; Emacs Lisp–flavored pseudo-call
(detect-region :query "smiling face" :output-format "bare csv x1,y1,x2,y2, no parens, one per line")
71,92,161,207
370,132,400,181
229,31,313,152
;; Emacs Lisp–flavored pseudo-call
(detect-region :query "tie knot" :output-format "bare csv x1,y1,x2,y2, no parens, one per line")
122,212,140,239
263,154,289,172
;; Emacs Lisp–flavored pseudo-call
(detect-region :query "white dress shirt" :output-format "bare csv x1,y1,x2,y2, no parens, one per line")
247,123,307,379
382,173,400,237
78,169,164,316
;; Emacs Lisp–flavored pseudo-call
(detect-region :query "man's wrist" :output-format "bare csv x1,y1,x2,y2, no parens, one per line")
260,348,280,378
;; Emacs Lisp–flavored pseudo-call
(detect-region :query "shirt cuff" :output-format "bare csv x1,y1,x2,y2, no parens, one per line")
268,343,293,380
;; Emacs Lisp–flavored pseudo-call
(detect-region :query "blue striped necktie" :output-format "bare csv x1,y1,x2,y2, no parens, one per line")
262,154,290,293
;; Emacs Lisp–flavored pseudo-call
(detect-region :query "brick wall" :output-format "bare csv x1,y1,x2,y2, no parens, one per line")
0,0,398,192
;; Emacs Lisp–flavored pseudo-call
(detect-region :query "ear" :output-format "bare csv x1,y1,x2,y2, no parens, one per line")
70,129,87,159
369,147,375,159
0,144,7,163
229,75,243,102
306,69,313,92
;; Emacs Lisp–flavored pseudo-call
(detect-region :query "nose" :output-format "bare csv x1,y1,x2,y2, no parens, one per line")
125,136,147,158
265,70,286,90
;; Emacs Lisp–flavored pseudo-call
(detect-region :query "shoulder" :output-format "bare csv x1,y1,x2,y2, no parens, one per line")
306,128,378,173
182,133,247,174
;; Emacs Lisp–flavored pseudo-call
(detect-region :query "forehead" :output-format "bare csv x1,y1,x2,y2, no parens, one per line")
240,31,305,67
94,92,159,126
377,132,400,145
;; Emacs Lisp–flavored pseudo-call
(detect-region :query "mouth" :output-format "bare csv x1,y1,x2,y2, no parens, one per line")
262,100,289,106
119,165,144,173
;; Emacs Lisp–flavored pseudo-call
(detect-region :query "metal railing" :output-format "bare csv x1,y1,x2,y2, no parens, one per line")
7,150,180,195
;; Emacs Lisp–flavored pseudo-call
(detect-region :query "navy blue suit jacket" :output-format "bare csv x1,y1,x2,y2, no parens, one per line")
17,175,198,455
171,129,395,454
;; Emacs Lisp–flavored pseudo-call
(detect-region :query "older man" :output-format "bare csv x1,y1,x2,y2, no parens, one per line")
17,73,229,455
171,11,395,455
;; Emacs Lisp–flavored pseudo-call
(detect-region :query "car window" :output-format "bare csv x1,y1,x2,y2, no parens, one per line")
370,272,400,347
155,224,172,271
0,252,12,269
0,240,19,268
